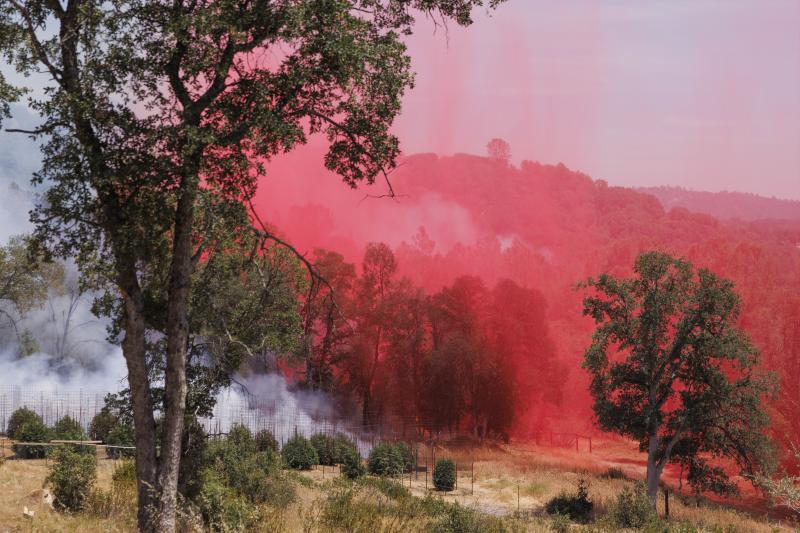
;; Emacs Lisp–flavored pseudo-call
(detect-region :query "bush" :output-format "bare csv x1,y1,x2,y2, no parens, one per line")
310,433,338,466
227,423,256,453
282,434,318,470
433,459,456,491
550,513,571,533
46,446,97,512
341,446,366,479
367,442,405,477
6,407,42,440
106,423,135,459
609,483,657,529
359,476,411,500
332,433,358,463
396,441,414,473
52,415,94,455
254,429,279,453
13,418,52,458
545,477,593,523
197,469,258,531
432,502,508,533
89,407,117,442
602,466,628,480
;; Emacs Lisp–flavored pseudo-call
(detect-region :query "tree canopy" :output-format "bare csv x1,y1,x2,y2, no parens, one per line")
581,251,776,504
0,0,506,529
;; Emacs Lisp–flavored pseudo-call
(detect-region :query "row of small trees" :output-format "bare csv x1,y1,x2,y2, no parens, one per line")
301,244,562,438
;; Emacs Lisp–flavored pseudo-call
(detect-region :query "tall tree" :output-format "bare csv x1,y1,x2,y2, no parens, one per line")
299,249,356,392
581,251,777,507
0,1,505,528
346,242,397,426
0,236,63,344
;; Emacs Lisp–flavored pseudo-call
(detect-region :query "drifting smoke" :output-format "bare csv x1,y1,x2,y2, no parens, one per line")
0,125,355,437
208,373,371,454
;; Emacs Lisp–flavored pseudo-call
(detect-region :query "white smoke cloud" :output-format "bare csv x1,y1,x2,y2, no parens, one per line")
207,373,372,454
0,107,349,443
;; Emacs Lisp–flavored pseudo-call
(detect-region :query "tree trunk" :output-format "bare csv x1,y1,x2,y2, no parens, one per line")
156,175,198,531
118,268,159,531
645,429,661,509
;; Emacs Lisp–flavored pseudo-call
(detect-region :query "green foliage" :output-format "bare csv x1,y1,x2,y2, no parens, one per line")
359,476,410,500
341,445,366,480
310,433,338,466
544,478,593,523
106,424,135,459
52,415,94,455
608,483,658,529
582,251,777,495
197,469,259,532
197,429,296,523
13,418,51,458
310,433,362,466
367,442,406,477
89,408,118,442
282,434,318,470
432,502,508,533
254,429,279,454
433,459,457,491
6,407,42,440
227,424,256,453
549,513,570,533
46,446,97,512
0,236,63,329
1,0,505,526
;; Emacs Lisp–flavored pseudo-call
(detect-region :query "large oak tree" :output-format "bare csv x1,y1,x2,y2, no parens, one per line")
0,0,503,530
581,251,777,507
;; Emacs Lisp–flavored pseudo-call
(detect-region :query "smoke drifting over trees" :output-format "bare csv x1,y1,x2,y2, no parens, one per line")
253,145,800,454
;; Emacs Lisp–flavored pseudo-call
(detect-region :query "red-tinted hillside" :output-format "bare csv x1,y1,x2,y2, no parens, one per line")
639,186,800,222
253,148,800,447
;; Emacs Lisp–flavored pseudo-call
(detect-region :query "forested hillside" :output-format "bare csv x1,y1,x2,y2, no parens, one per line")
254,150,800,457
639,186,800,222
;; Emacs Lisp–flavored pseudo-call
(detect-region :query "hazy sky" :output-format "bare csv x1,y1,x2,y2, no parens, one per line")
396,0,800,200
1,1,797,200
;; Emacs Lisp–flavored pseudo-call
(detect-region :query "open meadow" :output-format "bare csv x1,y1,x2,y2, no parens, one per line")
1,436,795,533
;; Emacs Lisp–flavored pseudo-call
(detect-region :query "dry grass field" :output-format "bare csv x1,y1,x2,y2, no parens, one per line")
0,437,796,532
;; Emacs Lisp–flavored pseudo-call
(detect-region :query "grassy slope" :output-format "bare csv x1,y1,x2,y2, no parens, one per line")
0,439,795,532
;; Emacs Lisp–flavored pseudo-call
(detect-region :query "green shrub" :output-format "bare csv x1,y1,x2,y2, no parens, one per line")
432,502,508,533
310,433,338,465
433,459,456,491
395,441,414,472
13,418,52,458
367,442,405,477
359,476,411,500
6,407,42,440
46,446,97,512
550,513,571,533
106,423,135,459
544,477,593,523
609,483,657,529
227,423,256,453
254,429,279,453
52,415,94,455
332,433,358,463
201,432,295,510
341,446,366,479
282,434,318,470
89,408,117,442
197,469,257,531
